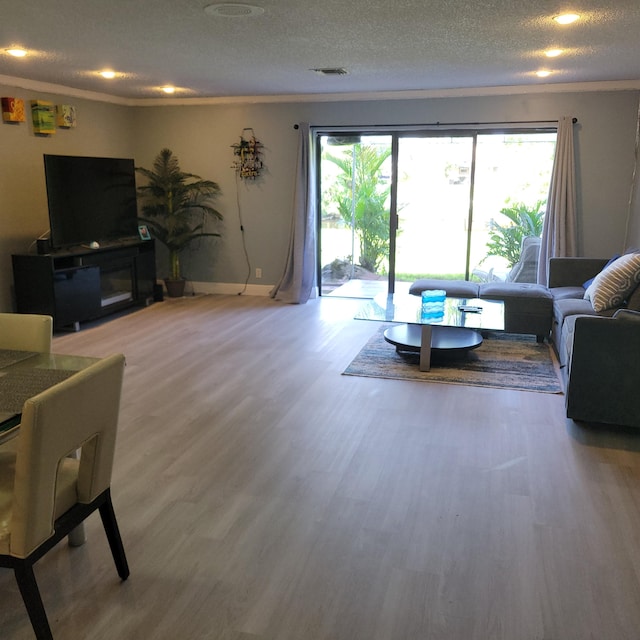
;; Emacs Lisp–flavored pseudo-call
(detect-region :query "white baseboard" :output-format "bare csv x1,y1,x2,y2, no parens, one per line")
190,281,273,296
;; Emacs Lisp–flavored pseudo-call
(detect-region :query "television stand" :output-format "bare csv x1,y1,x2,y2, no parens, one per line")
12,240,156,331
101,291,134,308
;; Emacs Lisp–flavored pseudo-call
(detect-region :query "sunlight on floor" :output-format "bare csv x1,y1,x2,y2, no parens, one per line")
326,279,411,299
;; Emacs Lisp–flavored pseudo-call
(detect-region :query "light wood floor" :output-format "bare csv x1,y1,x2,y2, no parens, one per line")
2,294,640,639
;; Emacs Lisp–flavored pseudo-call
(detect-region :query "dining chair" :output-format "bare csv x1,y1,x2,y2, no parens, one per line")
0,313,53,352
0,311,88,546
0,353,129,640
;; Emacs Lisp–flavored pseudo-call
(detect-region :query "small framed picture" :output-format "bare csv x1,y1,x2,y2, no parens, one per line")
138,225,151,241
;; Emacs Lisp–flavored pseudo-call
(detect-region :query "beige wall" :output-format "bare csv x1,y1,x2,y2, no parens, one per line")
0,85,135,311
1,83,639,311
131,90,640,287
130,102,300,287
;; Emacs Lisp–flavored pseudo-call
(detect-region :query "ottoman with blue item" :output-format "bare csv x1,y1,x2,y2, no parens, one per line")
409,278,553,341
478,282,553,340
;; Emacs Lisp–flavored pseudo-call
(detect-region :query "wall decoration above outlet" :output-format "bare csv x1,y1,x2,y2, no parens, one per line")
231,128,263,180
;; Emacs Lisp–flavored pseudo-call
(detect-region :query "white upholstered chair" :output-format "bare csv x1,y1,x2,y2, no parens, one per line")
0,312,87,547
0,353,129,640
0,313,53,353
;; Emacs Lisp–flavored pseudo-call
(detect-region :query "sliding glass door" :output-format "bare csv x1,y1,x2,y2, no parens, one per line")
318,134,392,296
469,132,557,283
394,135,475,287
318,128,557,297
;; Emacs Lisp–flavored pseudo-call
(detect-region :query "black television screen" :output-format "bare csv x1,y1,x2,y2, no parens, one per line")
43,154,139,250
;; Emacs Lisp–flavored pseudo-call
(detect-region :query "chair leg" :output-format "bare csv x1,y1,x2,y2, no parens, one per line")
67,523,87,547
14,564,53,640
99,492,130,580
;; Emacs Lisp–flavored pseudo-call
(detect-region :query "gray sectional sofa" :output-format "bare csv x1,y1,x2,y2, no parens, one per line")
548,256,640,428
410,253,640,428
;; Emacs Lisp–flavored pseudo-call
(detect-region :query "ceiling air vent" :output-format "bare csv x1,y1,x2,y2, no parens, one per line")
311,68,348,76
204,4,265,17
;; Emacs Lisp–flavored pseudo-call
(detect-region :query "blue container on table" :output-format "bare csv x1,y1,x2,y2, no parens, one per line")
421,289,446,320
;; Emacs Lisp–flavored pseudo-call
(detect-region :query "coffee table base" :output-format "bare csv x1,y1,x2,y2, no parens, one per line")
383,324,483,371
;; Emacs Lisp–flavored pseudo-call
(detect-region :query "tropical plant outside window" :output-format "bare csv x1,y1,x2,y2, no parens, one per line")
485,200,546,267
322,142,392,274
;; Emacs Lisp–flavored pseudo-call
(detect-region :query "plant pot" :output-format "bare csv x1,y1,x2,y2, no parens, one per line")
164,278,186,298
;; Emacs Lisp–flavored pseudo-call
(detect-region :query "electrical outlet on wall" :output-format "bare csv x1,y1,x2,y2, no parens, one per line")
255,268,262,279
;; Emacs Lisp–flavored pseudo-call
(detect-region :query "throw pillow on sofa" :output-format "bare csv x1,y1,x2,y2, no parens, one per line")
584,252,640,312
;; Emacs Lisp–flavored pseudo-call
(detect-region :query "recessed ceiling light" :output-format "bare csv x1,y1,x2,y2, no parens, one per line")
6,48,27,57
536,70,552,78
100,70,116,79
554,13,580,25
161,86,176,94
545,49,564,57
204,3,264,17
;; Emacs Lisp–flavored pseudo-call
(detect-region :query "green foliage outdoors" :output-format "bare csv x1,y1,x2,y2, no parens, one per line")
136,148,222,280
396,272,466,282
485,200,545,267
322,144,392,274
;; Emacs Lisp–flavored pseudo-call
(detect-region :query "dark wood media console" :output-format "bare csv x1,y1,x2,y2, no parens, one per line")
12,240,157,330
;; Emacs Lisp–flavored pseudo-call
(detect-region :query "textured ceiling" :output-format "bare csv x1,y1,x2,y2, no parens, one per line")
1,0,640,102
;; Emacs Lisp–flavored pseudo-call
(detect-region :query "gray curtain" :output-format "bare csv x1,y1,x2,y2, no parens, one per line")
270,123,317,303
623,97,640,249
537,116,577,285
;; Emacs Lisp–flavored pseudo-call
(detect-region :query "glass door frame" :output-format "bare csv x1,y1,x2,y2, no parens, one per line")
389,130,480,293
315,124,557,296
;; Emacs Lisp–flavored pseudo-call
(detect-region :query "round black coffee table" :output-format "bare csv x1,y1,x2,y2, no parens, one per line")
384,324,483,352
383,324,483,370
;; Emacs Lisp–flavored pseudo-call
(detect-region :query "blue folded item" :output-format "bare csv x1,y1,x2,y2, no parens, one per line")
420,289,446,302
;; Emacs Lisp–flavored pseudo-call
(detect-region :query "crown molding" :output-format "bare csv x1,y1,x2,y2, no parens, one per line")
1,74,639,108
0,74,129,105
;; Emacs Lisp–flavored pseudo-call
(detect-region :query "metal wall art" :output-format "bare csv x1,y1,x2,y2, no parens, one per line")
231,128,263,180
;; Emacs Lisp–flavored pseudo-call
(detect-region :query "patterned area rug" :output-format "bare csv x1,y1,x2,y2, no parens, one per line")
344,326,563,393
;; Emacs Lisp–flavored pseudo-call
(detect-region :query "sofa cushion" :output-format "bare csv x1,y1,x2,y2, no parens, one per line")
480,282,552,301
550,285,587,301
409,279,479,298
479,282,552,336
584,252,640,312
553,297,599,324
626,283,640,311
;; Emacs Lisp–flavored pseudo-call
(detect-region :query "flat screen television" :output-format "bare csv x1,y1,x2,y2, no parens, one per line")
43,154,139,251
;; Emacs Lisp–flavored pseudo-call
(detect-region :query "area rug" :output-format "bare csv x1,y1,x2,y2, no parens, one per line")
343,326,563,393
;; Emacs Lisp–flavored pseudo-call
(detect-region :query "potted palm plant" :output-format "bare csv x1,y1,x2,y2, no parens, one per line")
136,148,222,297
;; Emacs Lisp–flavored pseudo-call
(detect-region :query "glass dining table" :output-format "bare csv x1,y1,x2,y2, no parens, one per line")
0,349,100,443
0,349,100,547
